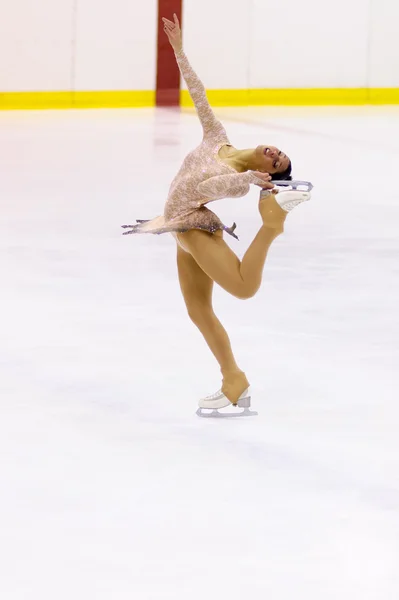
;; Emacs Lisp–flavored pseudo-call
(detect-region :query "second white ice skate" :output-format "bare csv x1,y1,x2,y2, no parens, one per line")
262,179,313,213
196,388,258,418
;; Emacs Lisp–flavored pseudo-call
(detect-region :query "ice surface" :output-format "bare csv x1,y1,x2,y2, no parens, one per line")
0,105,398,599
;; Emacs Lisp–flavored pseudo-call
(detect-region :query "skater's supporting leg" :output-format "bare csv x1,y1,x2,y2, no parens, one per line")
177,194,286,300
177,244,249,402
177,243,239,373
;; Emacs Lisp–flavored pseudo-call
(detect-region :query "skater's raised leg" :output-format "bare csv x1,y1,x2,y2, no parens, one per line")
177,193,292,301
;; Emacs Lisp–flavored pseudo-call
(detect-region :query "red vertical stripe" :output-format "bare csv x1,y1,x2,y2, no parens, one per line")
156,0,183,106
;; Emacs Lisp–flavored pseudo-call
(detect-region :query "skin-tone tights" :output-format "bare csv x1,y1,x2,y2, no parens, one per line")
177,195,287,404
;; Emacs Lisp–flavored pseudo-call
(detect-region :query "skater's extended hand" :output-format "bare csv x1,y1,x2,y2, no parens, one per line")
162,14,183,53
251,171,275,190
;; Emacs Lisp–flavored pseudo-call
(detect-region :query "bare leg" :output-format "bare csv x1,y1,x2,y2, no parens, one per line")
177,194,287,300
177,242,249,403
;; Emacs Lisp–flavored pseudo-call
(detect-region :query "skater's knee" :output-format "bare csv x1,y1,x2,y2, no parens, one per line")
233,283,259,300
186,301,213,325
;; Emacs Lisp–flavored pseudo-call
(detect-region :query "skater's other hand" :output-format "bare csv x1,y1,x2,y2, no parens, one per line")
162,14,183,53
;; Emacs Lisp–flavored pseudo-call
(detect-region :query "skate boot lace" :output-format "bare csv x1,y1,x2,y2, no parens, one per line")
282,199,303,211
204,389,223,400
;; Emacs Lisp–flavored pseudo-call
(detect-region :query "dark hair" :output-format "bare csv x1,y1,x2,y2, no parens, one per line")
272,160,292,181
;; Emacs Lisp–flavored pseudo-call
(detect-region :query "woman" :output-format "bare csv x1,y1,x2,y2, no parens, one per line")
123,15,311,414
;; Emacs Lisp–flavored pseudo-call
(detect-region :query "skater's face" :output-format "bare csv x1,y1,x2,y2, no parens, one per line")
255,145,290,176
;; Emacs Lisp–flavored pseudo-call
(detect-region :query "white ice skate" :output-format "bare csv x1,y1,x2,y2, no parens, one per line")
262,179,313,212
196,388,258,418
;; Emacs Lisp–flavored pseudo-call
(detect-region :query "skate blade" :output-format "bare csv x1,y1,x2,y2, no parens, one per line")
196,407,258,419
270,179,313,192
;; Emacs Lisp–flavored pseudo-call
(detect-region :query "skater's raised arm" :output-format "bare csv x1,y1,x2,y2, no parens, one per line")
197,171,275,201
162,15,224,138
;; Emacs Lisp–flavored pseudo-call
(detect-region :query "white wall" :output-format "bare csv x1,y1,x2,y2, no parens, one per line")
75,0,157,91
0,0,157,92
249,0,370,88
0,0,398,93
368,0,399,87
0,0,75,91
183,0,399,90
182,0,251,89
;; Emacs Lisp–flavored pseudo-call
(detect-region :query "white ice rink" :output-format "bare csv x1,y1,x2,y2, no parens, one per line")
0,106,398,599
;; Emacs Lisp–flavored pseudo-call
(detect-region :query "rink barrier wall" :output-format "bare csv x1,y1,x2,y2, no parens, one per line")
1,88,399,110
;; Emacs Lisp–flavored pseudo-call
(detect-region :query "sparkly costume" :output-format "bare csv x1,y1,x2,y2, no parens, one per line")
123,50,265,239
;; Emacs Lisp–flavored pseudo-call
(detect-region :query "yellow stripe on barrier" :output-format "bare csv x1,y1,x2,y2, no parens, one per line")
0,91,156,110
369,88,399,104
181,88,399,106
1,88,399,110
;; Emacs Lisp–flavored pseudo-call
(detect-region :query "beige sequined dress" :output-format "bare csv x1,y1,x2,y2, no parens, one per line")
123,50,265,239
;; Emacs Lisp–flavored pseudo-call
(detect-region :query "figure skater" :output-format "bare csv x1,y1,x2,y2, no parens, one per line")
123,15,311,415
